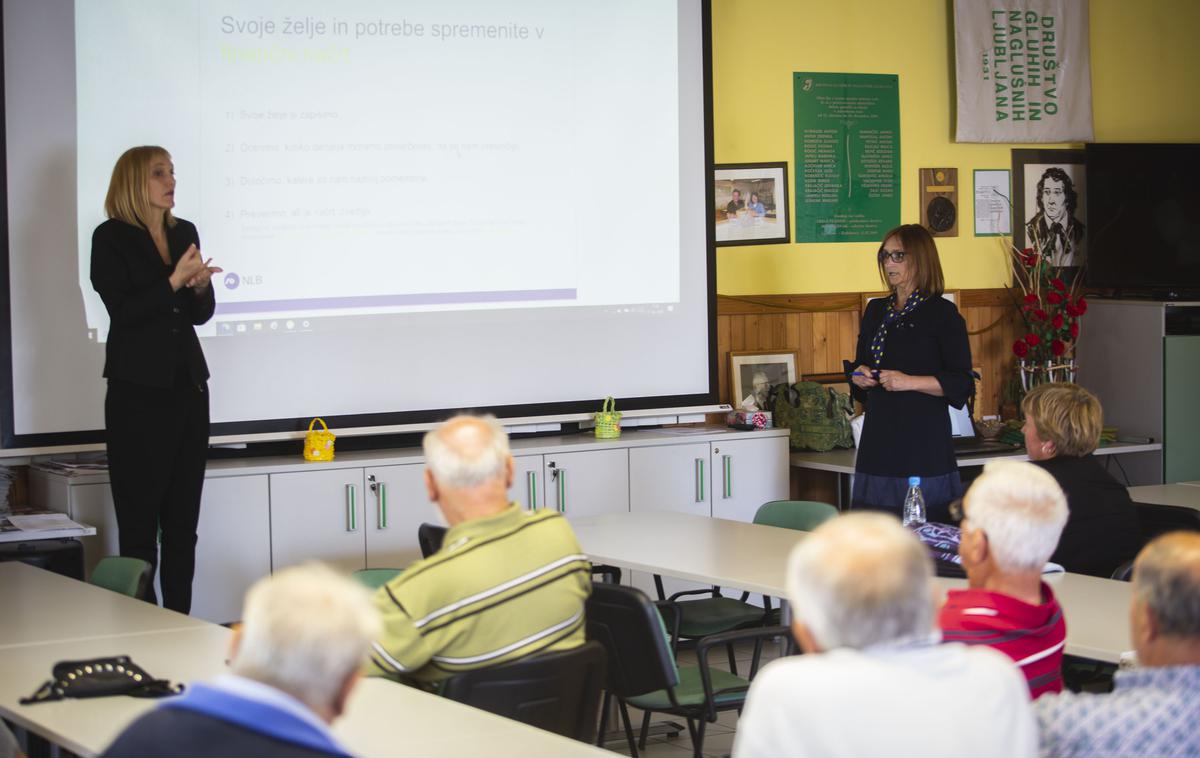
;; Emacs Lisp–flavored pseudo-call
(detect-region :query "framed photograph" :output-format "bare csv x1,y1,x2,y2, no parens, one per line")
1012,149,1087,270
729,350,799,409
714,162,790,246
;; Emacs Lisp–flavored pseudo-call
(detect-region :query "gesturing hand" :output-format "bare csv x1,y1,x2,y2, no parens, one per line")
186,257,223,291
170,245,222,291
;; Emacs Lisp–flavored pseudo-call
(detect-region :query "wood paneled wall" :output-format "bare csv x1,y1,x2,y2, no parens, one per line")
717,290,1025,418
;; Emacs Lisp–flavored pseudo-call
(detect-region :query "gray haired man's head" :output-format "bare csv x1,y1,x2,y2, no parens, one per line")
786,512,934,651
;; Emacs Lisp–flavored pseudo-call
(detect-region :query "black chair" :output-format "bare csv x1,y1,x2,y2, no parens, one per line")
440,640,607,743
1136,502,1200,542
417,522,447,558
587,582,791,758
1111,559,1135,582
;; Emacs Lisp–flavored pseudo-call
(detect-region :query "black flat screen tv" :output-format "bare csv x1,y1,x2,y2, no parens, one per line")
1085,143,1200,297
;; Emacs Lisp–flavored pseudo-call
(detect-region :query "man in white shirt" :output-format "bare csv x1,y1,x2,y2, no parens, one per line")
733,512,1036,758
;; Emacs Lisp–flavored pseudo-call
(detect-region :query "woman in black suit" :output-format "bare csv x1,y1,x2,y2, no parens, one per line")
90,146,221,613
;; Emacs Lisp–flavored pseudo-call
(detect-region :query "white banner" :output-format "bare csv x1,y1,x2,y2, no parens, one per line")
954,0,1094,143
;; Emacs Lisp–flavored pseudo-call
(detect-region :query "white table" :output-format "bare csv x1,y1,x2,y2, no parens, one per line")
0,564,612,757
573,510,1133,663
1129,483,1200,512
0,562,209,650
0,622,611,758
792,441,1164,508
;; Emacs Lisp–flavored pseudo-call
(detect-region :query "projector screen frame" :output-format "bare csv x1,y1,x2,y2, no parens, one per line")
0,0,719,453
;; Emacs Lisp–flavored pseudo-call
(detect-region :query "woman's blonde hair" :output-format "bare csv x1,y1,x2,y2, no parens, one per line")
877,224,945,297
103,146,176,229
1021,382,1103,457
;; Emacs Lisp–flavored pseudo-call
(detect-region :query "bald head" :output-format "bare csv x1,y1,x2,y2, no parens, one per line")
423,415,511,489
422,415,514,526
1134,532,1200,638
786,512,934,651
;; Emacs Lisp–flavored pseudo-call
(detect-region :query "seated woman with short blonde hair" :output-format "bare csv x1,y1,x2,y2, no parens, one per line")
1021,383,1142,577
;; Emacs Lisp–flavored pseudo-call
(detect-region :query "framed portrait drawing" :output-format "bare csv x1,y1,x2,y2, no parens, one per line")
714,162,791,246
1012,149,1087,270
729,350,799,409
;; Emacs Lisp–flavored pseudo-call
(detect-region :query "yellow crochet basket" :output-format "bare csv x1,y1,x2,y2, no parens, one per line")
593,396,622,439
303,418,336,462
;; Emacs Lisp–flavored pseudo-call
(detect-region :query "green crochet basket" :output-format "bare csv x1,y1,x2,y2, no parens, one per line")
593,396,622,439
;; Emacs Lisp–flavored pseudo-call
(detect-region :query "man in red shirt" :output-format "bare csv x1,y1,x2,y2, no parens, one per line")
939,459,1070,698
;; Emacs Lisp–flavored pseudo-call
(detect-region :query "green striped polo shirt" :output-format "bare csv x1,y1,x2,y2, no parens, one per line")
367,503,592,684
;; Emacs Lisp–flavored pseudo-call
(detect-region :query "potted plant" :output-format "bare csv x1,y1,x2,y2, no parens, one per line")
1004,234,1087,393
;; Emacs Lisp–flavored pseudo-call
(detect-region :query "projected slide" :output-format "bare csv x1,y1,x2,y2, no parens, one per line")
75,0,681,338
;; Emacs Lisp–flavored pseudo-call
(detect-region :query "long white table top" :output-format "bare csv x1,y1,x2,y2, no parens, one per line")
1129,483,1200,511
0,562,209,650
0,566,612,757
573,510,1133,663
790,441,1163,475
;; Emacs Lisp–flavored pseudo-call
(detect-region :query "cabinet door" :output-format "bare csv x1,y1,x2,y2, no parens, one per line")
510,454,545,511
544,449,629,524
363,464,438,570
710,435,790,523
629,443,712,516
191,475,271,624
269,468,366,573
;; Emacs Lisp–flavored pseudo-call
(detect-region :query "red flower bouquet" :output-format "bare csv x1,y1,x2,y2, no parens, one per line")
1005,243,1086,368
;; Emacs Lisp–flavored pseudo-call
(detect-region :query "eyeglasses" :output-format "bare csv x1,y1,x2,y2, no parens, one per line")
948,498,965,522
878,249,906,263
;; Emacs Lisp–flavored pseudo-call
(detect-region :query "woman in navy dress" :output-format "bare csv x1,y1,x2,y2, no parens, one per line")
847,224,974,522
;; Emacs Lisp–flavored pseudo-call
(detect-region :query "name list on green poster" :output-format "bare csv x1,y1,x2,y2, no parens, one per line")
793,72,900,243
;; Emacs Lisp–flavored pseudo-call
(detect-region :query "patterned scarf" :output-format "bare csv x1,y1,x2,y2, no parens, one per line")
869,289,926,366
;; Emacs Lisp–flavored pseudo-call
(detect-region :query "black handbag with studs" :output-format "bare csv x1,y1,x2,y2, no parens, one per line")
19,655,183,704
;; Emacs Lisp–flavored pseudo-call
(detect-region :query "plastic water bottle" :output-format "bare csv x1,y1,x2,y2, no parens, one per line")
902,476,926,527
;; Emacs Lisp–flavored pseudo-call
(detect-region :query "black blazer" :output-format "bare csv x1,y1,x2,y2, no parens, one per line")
1034,455,1143,578
90,217,215,388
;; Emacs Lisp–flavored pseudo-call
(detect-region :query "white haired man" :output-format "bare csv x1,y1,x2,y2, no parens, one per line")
101,564,380,758
733,513,1035,758
367,415,591,686
939,460,1069,698
1035,532,1200,757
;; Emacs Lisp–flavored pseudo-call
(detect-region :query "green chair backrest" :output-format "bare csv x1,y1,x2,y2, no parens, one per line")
352,568,402,590
89,556,152,598
754,500,838,532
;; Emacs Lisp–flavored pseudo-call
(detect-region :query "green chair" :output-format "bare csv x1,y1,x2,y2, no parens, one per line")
653,500,837,672
588,582,794,758
89,556,153,599
754,499,838,531
352,568,402,590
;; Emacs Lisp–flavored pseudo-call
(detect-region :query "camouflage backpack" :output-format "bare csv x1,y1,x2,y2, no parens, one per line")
769,381,854,452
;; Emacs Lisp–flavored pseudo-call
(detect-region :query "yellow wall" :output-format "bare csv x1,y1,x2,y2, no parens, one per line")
712,0,1200,295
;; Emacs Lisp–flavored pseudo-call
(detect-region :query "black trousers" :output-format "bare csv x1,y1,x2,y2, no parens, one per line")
105,374,209,614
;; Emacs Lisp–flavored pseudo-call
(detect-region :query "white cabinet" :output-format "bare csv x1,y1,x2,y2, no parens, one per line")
269,468,365,573
364,463,436,569
30,429,789,622
29,470,271,625
544,449,629,523
510,454,545,511
192,475,271,624
627,437,788,602
710,436,790,523
67,482,119,575
629,443,712,516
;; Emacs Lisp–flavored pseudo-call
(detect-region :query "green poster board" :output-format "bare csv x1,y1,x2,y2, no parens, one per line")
793,72,900,243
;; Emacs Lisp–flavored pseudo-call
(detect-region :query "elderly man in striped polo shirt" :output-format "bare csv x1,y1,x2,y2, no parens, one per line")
367,415,591,686
939,459,1069,698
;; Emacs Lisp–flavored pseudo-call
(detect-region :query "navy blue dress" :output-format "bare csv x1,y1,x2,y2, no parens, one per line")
848,295,974,521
